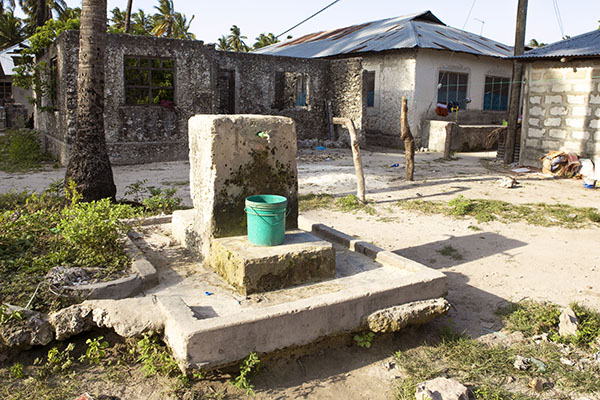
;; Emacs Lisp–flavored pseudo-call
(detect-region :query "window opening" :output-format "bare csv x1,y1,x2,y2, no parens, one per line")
124,56,175,105
438,71,468,109
365,71,375,107
483,76,509,111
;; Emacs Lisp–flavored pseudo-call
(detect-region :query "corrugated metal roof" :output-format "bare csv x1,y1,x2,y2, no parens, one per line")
254,11,512,59
0,41,28,77
515,30,600,60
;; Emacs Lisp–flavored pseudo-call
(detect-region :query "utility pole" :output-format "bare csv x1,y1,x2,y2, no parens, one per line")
504,0,528,164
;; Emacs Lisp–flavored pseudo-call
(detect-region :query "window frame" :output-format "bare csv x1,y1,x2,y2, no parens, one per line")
0,81,12,106
123,55,176,106
295,74,308,107
483,75,510,111
437,71,469,110
365,70,375,108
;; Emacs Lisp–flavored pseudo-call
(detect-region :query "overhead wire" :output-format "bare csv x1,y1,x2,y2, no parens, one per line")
276,0,343,39
552,0,565,39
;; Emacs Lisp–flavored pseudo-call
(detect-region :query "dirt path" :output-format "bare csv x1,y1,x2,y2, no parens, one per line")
2,149,599,399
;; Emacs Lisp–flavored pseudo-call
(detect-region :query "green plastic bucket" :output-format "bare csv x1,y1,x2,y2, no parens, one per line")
245,195,287,246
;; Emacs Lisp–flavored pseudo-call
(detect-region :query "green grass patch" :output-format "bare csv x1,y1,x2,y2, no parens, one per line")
394,327,600,399
499,300,600,348
299,193,376,215
335,195,376,215
0,129,53,172
0,180,187,316
396,195,600,228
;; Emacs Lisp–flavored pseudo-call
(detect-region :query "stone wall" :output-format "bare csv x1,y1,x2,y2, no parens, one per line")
520,60,600,166
36,31,364,165
328,58,366,145
217,51,330,141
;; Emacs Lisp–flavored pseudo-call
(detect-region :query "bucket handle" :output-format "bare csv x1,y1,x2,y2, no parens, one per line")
245,206,291,226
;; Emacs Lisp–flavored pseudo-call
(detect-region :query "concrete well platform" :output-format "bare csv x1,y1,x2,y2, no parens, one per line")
209,230,336,295
147,216,448,370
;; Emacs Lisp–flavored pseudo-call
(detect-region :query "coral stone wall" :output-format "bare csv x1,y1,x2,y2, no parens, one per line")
36,31,365,165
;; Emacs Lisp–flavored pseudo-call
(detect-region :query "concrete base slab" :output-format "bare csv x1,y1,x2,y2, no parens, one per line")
153,219,447,371
209,230,335,294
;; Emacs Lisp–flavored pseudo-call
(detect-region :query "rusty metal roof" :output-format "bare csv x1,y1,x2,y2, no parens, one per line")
254,11,512,59
515,29,600,60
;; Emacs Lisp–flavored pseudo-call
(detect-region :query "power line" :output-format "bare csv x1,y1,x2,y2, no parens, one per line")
552,0,565,38
276,0,343,39
462,0,478,30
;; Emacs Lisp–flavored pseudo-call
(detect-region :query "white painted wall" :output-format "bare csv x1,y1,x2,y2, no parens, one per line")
362,51,417,137
362,49,512,147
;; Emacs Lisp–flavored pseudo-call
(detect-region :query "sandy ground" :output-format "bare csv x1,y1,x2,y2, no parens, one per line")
1,148,600,399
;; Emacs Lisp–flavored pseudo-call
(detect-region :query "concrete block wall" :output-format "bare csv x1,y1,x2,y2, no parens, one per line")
521,60,600,166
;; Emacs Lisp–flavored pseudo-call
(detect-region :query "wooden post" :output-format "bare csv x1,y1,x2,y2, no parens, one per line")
400,97,415,181
444,122,456,160
325,100,335,141
504,0,528,164
333,117,366,203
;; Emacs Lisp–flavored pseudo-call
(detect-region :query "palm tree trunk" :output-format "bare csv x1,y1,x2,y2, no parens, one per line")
124,0,133,33
35,0,46,29
65,0,116,201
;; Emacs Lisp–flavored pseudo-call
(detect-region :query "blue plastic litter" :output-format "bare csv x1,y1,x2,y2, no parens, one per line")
204,291,213,296
390,163,399,168
315,146,326,150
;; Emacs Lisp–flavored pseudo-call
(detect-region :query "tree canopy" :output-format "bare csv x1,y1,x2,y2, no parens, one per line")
216,24,280,52
0,0,195,50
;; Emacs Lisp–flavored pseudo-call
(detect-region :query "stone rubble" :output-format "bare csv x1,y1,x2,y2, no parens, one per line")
559,306,579,337
415,377,469,400
367,298,450,333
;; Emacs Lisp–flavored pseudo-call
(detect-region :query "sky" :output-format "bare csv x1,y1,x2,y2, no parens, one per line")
64,0,599,48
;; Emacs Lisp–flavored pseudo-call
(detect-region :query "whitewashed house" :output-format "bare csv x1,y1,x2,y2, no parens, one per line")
256,11,514,148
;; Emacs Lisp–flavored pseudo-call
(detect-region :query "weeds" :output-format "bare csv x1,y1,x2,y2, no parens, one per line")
396,196,600,228
298,193,376,215
124,180,184,214
232,352,261,395
0,183,138,314
498,301,561,337
298,193,335,211
499,300,600,348
393,325,599,400
80,336,109,364
9,363,24,379
131,333,180,378
354,331,375,348
0,129,51,172
336,195,376,215
44,343,76,374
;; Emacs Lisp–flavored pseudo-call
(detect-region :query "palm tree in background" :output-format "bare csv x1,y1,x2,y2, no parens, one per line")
0,0,15,14
172,12,194,39
130,9,153,36
527,38,546,48
151,0,175,37
227,24,249,52
108,6,125,32
0,9,25,49
19,0,66,31
217,34,231,50
65,0,116,201
57,6,79,21
123,0,132,33
253,32,278,49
